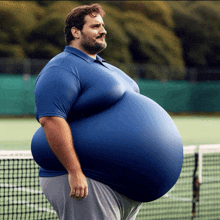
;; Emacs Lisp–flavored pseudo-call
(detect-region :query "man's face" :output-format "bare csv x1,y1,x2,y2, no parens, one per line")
80,13,107,55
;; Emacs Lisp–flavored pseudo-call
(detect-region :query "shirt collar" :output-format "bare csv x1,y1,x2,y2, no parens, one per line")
64,46,106,63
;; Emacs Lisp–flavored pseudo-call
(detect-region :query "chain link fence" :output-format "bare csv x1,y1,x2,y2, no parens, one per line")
1,57,220,81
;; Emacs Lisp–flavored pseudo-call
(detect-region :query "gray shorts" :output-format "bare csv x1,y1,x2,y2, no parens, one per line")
40,174,142,220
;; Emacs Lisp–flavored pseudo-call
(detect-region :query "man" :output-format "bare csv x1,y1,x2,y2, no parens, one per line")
32,4,142,220
32,3,183,220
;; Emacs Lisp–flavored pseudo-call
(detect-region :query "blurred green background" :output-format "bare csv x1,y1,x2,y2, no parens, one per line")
1,1,220,80
0,1,220,148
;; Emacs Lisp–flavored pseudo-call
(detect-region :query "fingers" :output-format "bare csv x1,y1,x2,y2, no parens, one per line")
68,172,88,200
69,187,88,200
74,188,83,200
83,186,88,199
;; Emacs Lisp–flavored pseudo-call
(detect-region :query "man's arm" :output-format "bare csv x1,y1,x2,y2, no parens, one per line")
39,116,88,200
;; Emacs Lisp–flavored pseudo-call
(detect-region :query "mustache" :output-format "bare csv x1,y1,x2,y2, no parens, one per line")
96,33,106,39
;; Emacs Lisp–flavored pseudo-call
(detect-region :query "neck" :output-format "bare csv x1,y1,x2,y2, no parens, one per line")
69,42,96,59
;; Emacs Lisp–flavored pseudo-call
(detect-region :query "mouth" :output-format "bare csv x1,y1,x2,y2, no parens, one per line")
96,35,105,39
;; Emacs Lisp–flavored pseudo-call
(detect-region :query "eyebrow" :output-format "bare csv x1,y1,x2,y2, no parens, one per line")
90,23,105,27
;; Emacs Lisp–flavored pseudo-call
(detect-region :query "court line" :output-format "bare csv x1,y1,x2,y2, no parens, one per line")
0,183,42,194
0,182,56,214
5,197,56,214
163,194,192,202
1,182,192,203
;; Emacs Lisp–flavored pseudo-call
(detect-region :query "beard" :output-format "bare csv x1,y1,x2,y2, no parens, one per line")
80,31,107,55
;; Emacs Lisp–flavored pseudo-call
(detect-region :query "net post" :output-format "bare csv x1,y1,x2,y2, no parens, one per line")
192,147,199,218
198,145,203,184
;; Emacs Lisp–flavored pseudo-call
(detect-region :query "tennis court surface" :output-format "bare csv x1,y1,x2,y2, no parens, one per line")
0,144,219,220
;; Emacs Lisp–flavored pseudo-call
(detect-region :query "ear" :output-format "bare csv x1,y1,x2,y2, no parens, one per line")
71,27,81,39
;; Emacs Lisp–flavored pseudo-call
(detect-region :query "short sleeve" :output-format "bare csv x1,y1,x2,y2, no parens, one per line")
35,66,80,121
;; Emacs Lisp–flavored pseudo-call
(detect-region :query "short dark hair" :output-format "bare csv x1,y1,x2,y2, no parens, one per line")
64,4,105,45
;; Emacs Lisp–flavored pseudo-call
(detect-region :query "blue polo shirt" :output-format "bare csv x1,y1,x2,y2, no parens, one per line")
31,46,183,202
34,46,139,123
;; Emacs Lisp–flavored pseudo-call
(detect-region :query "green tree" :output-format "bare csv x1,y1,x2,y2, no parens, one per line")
0,1,44,58
0,1,187,80
112,1,175,29
167,1,220,68
26,1,80,59
107,1,186,80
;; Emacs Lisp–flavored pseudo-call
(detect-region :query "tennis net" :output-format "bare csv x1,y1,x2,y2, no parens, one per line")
137,144,220,220
0,151,58,220
0,145,220,220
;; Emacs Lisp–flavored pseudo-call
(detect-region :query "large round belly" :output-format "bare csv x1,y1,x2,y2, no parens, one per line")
32,91,183,202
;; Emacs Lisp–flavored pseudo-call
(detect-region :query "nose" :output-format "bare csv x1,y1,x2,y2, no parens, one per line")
100,26,107,35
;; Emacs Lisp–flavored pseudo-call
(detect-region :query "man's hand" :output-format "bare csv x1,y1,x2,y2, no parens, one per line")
68,171,88,200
